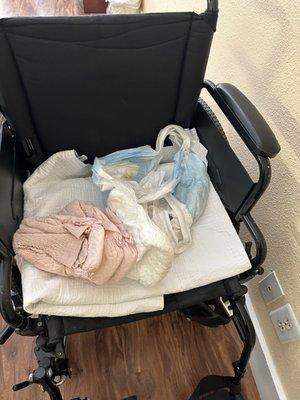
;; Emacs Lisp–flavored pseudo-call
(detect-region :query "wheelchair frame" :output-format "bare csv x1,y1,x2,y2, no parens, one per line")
0,1,281,399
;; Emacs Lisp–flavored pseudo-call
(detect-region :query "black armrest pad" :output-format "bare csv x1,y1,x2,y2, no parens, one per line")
216,83,281,158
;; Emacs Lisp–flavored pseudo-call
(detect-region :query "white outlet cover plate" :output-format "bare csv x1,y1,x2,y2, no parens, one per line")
270,304,300,343
259,271,284,304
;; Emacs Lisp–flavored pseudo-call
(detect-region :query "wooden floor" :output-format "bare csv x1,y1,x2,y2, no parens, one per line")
0,1,260,399
1,313,260,400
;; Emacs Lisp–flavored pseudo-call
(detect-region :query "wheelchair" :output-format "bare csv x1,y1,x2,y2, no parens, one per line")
0,1,280,399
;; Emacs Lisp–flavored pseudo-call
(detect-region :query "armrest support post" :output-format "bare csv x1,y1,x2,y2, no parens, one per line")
236,156,271,220
241,214,267,278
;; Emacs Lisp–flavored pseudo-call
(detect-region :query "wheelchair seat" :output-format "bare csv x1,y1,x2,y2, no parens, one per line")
19,152,251,318
0,1,280,399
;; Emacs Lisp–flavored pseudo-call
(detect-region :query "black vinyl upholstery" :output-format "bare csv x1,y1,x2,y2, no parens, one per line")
215,83,281,158
0,12,216,164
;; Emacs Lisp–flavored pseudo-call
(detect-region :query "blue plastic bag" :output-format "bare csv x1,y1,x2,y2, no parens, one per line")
92,145,159,184
155,125,210,223
92,125,210,224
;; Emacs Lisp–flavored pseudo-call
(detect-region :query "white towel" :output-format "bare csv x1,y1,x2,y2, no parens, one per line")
21,150,251,317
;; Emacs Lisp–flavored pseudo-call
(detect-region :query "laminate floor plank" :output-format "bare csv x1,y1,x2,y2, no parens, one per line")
1,312,260,400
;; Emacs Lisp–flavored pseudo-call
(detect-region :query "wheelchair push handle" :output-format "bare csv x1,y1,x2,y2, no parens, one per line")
207,0,218,12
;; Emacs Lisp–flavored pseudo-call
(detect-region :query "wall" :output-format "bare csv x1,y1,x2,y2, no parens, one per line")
143,1,300,399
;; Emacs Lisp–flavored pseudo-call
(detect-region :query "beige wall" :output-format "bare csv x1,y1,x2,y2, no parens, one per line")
143,1,300,399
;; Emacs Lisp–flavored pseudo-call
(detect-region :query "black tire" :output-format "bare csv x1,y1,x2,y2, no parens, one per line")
198,98,227,141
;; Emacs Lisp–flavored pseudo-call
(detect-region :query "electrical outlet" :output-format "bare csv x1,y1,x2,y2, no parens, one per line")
259,271,284,304
270,304,300,343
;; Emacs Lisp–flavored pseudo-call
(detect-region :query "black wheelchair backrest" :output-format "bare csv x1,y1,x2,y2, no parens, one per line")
0,9,218,164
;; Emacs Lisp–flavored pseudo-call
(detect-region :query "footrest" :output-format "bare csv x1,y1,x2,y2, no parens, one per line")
204,390,244,400
71,397,90,400
123,397,138,400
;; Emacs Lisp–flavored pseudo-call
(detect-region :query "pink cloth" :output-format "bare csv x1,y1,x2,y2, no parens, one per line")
13,201,138,285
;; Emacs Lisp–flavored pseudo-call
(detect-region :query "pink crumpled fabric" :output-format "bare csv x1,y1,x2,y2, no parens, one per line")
13,201,138,285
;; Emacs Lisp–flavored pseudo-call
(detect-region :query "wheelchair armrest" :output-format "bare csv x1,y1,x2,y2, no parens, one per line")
196,82,282,276
204,81,281,158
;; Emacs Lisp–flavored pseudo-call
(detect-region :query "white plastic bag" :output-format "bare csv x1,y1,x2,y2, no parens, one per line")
94,169,175,286
135,169,193,254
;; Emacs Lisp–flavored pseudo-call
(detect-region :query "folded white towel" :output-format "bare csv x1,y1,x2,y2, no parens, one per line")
21,149,251,317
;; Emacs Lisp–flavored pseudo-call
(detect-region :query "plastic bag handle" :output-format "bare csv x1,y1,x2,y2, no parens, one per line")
155,125,191,153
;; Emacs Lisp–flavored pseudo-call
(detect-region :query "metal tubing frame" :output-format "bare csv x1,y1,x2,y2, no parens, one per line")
31,374,63,400
188,295,256,399
231,298,256,383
